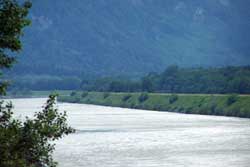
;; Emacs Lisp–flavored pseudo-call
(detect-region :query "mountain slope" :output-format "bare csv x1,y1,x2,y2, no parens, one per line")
11,0,250,77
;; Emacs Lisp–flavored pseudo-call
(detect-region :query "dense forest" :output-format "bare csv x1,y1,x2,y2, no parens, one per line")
82,66,250,94
9,66,250,94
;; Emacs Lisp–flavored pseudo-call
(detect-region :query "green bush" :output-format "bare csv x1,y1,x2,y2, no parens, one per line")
70,91,77,97
103,92,110,99
0,94,75,167
153,104,162,110
169,94,178,104
122,94,132,102
227,94,239,106
214,107,224,116
138,93,149,103
130,102,136,108
81,91,88,98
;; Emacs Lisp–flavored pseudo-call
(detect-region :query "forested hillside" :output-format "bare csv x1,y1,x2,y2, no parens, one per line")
9,0,250,78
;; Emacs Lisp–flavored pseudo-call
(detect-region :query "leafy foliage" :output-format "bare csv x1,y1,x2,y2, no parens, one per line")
81,66,250,94
169,94,178,104
138,93,149,103
122,94,132,102
0,0,31,95
227,94,239,106
0,1,75,166
103,92,110,99
81,91,88,98
70,91,76,97
0,94,75,167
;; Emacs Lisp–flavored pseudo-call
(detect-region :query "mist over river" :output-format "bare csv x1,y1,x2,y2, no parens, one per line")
10,98,250,167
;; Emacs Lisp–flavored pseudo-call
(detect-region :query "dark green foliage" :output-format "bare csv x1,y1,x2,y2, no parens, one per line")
160,65,179,92
227,94,239,106
81,91,88,98
0,94,75,167
70,91,76,97
141,77,153,92
0,0,31,95
103,92,110,99
138,93,149,103
169,94,178,104
0,1,75,166
122,94,132,102
79,66,250,95
8,66,250,93
155,66,250,94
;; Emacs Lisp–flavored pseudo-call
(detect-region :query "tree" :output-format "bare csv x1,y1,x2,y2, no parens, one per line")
0,94,75,167
138,92,149,103
169,94,178,104
0,1,75,166
141,77,153,92
227,94,239,106
160,65,179,92
0,0,32,95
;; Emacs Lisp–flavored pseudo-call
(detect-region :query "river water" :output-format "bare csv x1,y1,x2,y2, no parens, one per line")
9,98,250,167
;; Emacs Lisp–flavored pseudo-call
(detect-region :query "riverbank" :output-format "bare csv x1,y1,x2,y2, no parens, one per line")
3,90,72,99
11,98,250,167
58,92,250,118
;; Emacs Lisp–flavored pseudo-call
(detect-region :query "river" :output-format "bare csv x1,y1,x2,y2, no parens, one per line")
9,98,250,167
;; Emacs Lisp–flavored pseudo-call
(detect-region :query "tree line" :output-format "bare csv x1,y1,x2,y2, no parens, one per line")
82,65,250,94
9,65,250,94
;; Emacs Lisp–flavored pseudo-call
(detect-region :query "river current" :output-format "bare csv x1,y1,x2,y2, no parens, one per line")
9,98,250,167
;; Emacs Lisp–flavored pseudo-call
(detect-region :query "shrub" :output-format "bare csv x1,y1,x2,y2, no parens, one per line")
210,103,217,115
81,91,88,98
122,94,132,102
185,107,194,114
169,94,178,104
0,94,75,167
130,102,136,108
177,107,184,112
153,104,162,111
70,91,77,97
214,107,224,116
138,93,149,103
227,94,239,106
103,92,110,99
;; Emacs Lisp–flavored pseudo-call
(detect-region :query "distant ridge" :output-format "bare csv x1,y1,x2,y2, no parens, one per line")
11,0,250,77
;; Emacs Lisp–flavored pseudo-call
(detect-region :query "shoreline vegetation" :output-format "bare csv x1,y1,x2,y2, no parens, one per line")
9,66,250,94
5,91,250,119
58,91,250,118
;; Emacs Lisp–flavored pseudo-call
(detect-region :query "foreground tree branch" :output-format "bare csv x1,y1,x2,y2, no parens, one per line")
0,94,75,167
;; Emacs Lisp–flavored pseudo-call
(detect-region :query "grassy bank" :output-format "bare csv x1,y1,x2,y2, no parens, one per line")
58,92,250,118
